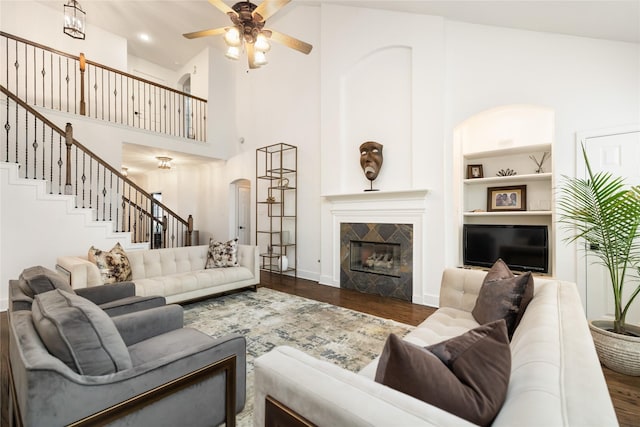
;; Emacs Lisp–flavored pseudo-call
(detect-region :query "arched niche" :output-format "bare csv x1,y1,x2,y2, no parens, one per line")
456,104,554,155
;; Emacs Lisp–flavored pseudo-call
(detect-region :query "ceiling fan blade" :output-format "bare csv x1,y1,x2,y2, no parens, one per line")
265,29,313,55
247,42,259,69
254,0,290,22
208,0,234,15
183,27,228,39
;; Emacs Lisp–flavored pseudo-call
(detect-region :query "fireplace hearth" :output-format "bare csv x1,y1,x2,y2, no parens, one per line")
340,222,413,301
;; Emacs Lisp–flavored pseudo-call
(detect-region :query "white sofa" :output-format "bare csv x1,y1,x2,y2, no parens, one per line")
253,267,617,426
57,244,259,304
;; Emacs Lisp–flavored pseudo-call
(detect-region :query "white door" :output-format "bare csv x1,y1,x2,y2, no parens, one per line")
237,184,251,245
582,128,640,325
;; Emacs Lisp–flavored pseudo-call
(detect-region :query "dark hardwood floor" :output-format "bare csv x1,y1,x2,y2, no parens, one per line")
2,273,639,426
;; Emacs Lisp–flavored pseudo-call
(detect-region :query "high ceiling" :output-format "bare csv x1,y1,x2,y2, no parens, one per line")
37,0,640,174
42,0,640,71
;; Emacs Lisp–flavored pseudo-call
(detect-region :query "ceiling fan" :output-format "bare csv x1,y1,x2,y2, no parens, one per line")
183,0,313,69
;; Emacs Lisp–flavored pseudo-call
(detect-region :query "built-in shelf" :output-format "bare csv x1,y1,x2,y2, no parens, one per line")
464,172,552,185
463,211,552,217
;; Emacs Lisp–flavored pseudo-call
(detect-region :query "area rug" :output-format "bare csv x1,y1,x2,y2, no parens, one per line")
182,287,414,426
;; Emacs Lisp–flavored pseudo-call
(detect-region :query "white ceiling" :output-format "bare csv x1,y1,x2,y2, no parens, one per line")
44,0,640,72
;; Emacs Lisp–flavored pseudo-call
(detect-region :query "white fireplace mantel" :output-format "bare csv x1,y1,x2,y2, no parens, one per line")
321,189,431,305
323,189,429,204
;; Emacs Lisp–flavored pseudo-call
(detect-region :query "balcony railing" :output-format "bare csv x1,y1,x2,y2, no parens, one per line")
2,84,195,248
1,31,207,142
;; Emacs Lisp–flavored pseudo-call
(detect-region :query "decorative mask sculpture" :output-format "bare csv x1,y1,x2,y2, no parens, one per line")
359,141,383,191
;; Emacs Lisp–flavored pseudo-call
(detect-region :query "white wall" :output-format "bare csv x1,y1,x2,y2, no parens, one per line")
311,4,637,305
226,4,322,279
443,21,640,295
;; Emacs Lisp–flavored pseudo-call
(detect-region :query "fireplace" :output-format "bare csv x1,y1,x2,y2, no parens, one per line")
340,222,413,301
350,240,401,277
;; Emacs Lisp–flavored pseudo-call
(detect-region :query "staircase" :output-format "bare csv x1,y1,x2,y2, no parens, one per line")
0,31,204,307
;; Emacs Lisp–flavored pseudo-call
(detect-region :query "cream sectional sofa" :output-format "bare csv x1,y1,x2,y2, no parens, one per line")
57,244,259,304
254,267,617,427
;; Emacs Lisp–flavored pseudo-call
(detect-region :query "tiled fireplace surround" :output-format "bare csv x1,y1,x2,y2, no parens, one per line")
323,190,428,304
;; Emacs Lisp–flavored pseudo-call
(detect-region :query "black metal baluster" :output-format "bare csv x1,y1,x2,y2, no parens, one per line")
65,57,69,112
81,151,86,208
109,170,113,222
58,56,61,111
49,129,54,193
93,66,98,119
32,117,38,179
88,159,93,208
4,91,9,163
24,107,28,178
115,176,120,231
101,67,104,120
58,136,63,195
49,53,53,109
23,43,27,104
40,50,44,107
102,165,107,221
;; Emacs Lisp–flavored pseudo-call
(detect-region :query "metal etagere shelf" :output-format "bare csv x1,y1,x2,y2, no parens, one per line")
256,143,297,277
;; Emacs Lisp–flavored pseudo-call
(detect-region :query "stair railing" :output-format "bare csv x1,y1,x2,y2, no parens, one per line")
1,31,207,142
2,84,194,248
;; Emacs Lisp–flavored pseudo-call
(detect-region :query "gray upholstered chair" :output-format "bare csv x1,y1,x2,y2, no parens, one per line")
9,265,165,316
8,288,246,427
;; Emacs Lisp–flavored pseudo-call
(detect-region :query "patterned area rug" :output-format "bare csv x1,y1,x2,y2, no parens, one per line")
183,287,414,426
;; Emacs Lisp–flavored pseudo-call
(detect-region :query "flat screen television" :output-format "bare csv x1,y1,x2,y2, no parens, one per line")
463,224,549,273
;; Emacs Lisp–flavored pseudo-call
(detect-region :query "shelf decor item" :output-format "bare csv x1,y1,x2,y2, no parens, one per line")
278,255,289,272
467,164,484,179
487,185,527,212
496,168,517,177
530,151,550,174
359,141,383,192
558,144,640,375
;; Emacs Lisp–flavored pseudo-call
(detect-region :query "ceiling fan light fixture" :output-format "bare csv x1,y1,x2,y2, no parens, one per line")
255,33,270,52
225,46,241,60
224,26,242,47
253,50,268,67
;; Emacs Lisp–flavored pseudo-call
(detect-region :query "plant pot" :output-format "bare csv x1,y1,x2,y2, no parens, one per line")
589,320,640,376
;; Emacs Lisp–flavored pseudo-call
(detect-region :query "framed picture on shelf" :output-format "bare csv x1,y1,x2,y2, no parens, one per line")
487,185,527,212
467,164,484,179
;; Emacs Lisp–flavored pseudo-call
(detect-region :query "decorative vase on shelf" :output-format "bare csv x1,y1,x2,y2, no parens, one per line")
278,255,289,272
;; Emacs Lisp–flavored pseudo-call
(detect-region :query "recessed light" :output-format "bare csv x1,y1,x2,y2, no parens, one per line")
138,33,151,42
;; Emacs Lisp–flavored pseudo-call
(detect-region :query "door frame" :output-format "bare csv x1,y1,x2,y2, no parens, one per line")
230,178,252,245
575,124,640,315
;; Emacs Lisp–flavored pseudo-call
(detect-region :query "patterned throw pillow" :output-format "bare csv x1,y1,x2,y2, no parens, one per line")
205,238,239,268
87,242,132,284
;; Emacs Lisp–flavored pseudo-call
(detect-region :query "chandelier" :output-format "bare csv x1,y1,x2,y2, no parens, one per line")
63,0,86,40
156,156,172,170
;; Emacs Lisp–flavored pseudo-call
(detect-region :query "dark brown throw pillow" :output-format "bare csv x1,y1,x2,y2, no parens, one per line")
472,259,534,339
375,320,511,427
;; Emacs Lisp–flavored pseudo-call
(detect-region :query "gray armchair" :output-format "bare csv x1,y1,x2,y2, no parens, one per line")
8,288,246,427
9,265,165,316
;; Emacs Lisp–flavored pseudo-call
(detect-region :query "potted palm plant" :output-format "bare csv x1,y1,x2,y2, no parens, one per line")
558,144,640,376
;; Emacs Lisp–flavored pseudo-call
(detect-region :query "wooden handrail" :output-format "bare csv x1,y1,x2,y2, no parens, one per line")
0,31,207,103
1,31,207,141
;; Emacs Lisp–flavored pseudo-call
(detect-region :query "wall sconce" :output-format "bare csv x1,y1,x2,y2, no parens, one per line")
121,167,128,177
63,0,86,40
156,156,172,170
